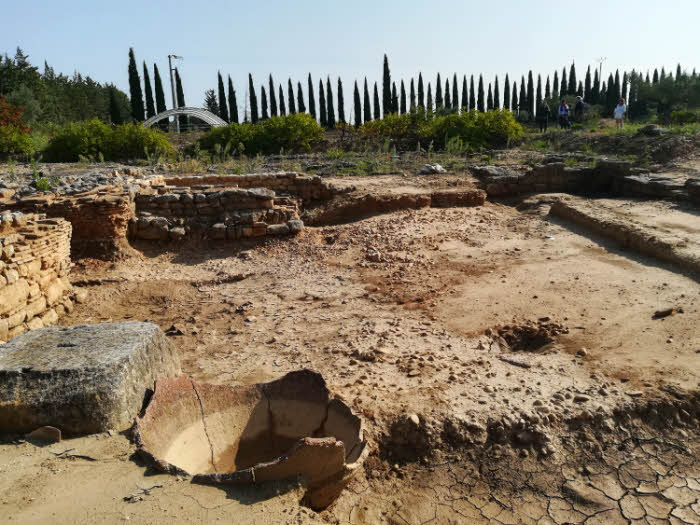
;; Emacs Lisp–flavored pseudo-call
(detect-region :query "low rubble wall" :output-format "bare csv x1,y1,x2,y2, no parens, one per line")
162,172,340,201
131,187,303,241
0,213,74,342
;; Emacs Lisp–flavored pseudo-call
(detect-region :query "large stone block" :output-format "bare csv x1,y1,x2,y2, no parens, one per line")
0,322,181,435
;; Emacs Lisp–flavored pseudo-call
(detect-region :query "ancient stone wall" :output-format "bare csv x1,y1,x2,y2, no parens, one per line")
131,187,303,241
162,172,340,201
0,213,74,343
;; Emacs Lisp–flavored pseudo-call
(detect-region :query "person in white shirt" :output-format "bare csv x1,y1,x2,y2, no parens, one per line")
614,98,627,128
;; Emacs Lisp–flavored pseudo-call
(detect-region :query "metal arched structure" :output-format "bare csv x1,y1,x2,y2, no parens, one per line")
142,107,228,129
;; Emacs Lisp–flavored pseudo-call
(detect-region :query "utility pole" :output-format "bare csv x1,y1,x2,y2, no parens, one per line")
168,54,182,132
596,57,607,85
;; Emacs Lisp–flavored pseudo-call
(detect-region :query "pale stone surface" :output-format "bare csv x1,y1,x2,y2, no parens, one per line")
0,322,181,434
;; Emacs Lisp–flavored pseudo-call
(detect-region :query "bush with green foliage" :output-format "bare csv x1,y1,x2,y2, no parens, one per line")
196,113,323,156
360,109,522,150
670,109,700,125
0,95,34,157
44,119,173,162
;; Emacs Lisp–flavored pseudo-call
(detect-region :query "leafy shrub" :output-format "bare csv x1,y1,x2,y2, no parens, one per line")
44,120,174,162
196,113,323,157
670,109,700,125
0,96,33,157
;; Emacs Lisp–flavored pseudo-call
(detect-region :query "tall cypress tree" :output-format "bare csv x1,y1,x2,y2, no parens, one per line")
417,73,425,108
297,82,306,113
143,62,155,118
373,82,380,120
621,73,628,102
486,83,493,111
512,81,518,113
287,79,296,114
545,75,551,100
527,71,534,118
462,75,468,111
536,75,542,114
477,75,485,112
217,71,228,121
326,77,335,128
318,80,326,126
584,66,592,101
337,78,345,123
109,87,123,124
228,76,238,123
645,71,650,84
435,73,443,108
614,70,621,100
391,82,398,114
175,68,186,129
652,69,659,84
153,64,167,115
452,73,458,110
426,83,433,113
600,81,607,106
353,80,361,128
577,81,583,96
269,75,278,117
569,63,577,95
307,74,316,119
364,78,372,122
503,74,510,111
410,79,416,110
127,48,144,121
592,69,600,104
400,80,407,114
444,78,451,109
553,70,559,99
561,67,568,97
519,77,526,115
248,74,258,123
606,73,616,109
382,54,391,118
494,76,500,110
261,86,269,120
660,67,666,80
279,85,286,116
469,75,476,112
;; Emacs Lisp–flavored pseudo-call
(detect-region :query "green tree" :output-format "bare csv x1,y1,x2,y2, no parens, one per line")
279,84,286,116
337,77,345,122
353,80,361,127
462,75,469,111
519,77,526,114
621,72,628,101
326,77,335,128
614,70,621,100
486,83,493,111
426,83,433,113
418,73,425,108
307,74,316,120
652,69,659,84
217,71,228,122
503,74,511,111
248,74,258,123
452,73,458,110
410,78,416,110
660,67,666,80
204,89,218,114
536,75,542,114
382,54,391,118
297,81,306,113
494,76,500,110
553,70,559,99
269,75,278,117
287,79,296,114
469,75,476,112
676,63,682,81
435,73,443,108
153,64,167,114
391,82,398,114
561,66,568,97
584,66,592,101
175,68,186,129
512,81,518,114
228,76,238,123
364,78,372,122
373,82,380,120
143,62,155,118
127,48,144,121
109,87,124,124
477,74,485,112
569,63,577,95
261,86,269,120
318,80,326,125
444,78,451,109
606,73,617,111
545,75,551,100
592,69,600,104
400,80,407,114
526,71,534,118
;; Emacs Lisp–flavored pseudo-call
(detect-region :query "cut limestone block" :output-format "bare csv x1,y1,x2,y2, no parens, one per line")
134,370,368,510
0,322,181,435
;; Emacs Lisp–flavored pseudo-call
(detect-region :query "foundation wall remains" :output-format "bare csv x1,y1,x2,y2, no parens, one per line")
0,213,74,342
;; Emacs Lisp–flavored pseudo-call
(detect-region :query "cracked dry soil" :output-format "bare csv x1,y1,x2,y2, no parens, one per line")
1,198,699,524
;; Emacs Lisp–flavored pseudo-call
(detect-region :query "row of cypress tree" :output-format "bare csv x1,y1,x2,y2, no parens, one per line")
127,48,184,124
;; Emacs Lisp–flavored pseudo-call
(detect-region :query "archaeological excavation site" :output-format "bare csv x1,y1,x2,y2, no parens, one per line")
1,130,699,524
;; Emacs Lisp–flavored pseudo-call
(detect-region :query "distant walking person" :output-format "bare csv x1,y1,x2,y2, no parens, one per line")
614,98,627,128
574,96,584,122
558,99,570,129
537,101,551,132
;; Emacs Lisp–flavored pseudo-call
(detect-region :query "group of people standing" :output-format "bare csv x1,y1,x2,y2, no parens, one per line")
536,97,627,131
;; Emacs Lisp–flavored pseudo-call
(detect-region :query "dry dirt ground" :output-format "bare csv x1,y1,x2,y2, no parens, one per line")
1,176,699,524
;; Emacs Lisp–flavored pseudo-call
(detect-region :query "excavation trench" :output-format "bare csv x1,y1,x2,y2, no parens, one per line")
133,369,367,509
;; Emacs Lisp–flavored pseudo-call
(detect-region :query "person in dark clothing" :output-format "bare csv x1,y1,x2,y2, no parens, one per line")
537,101,551,132
574,96,584,122
558,99,570,129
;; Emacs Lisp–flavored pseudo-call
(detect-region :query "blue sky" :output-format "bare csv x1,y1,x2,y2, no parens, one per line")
5,0,700,116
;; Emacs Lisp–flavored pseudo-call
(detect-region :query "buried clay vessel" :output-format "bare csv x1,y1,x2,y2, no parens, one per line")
133,369,368,509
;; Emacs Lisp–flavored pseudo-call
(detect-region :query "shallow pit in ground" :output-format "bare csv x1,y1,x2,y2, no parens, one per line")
133,369,367,509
